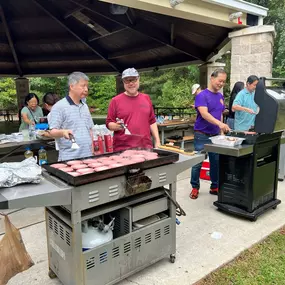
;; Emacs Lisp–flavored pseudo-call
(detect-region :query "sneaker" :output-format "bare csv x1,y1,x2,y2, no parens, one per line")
190,188,199,199
209,188,218,195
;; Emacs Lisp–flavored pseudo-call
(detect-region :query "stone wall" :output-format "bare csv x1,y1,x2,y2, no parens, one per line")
229,25,275,89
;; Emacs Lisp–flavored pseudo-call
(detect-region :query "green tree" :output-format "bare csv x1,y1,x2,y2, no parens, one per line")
140,65,199,106
0,78,17,110
88,75,116,114
245,0,285,77
29,75,116,114
29,77,68,100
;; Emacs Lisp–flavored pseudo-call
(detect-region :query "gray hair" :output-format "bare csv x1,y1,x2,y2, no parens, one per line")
211,68,226,78
68,72,89,86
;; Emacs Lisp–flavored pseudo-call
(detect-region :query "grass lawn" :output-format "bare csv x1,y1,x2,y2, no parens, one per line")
196,227,285,285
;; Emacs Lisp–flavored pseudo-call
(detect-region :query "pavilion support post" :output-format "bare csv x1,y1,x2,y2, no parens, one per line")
15,77,29,111
115,75,124,94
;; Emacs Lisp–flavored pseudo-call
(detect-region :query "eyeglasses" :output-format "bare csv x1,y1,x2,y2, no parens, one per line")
123,78,138,84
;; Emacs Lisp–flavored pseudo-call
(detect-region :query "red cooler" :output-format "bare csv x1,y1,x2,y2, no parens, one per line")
200,159,210,180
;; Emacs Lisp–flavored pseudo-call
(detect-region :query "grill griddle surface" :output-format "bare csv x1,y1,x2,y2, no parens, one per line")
42,149,179,186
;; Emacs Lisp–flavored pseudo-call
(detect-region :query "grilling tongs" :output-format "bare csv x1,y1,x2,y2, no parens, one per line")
116,118,131,135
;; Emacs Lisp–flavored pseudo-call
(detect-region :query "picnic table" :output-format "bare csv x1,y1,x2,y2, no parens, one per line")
0,109,17,122
157,119,194,145
0,138,54,162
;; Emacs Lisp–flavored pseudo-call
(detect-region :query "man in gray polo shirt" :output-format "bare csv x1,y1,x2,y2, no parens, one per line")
49,72,94,161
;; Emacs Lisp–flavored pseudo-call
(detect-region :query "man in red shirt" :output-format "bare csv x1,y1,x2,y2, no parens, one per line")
106,68,160,152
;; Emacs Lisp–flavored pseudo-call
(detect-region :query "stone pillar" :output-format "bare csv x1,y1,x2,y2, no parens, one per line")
229,25,275,89
115,75,124,94
15,77,29,110
199,62,226,93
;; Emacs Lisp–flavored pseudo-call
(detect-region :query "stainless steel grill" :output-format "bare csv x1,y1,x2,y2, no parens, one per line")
0,150,204,285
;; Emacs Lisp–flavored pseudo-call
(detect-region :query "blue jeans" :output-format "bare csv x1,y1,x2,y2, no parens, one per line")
226,117,234,130
190,132,219,190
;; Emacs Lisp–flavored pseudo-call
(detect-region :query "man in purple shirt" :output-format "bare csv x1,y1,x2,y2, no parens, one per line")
190,69,230,199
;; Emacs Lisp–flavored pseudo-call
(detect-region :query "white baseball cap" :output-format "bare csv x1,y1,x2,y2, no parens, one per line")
192,84,201,95
122,68,139,79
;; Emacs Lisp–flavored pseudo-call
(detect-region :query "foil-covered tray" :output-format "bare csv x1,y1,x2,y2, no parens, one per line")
210,135,245,147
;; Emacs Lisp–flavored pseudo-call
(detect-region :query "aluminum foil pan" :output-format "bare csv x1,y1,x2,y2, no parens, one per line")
210,135,245,147
0,157,42,188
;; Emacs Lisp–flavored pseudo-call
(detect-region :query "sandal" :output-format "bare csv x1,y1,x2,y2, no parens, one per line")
190,188,199,199
209,188,218,195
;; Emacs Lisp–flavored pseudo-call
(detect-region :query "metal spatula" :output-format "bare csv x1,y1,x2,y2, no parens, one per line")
116,118,131,135
69,134,80,149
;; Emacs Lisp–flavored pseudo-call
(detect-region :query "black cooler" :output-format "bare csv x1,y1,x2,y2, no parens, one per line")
205,78,285,221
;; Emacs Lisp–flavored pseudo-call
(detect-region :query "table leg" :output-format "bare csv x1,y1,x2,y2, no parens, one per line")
161,128,165,145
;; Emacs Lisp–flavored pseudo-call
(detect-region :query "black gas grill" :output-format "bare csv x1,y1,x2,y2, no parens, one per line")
205,78,285,221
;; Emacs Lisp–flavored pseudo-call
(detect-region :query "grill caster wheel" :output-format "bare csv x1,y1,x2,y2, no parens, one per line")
272,206,277,210
48,269,57,279
251,217,257,222
170,254,176,263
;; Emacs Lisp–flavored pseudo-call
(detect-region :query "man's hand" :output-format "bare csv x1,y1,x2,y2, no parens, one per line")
154,141,161,148
114,118,126,131
107,122,124,132
41,130,52,138
114,122,124,131
218,122,230,133
62,129,73,139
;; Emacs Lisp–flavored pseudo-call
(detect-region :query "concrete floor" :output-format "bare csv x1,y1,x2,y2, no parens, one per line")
2,170,285,285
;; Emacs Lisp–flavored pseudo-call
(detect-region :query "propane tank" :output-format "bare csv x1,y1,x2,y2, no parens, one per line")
82,218,115,251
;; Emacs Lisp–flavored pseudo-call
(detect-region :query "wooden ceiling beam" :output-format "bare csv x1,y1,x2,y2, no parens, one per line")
64,7,83,19
126,8,136,25
17,42,164,62
88,27,128,42
67,0,207,60
108,42,164,59
32,0,121,72
170,23,175,45
22,54,101,62
0,4,23,76
14,37,79,45
72,10,110,36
